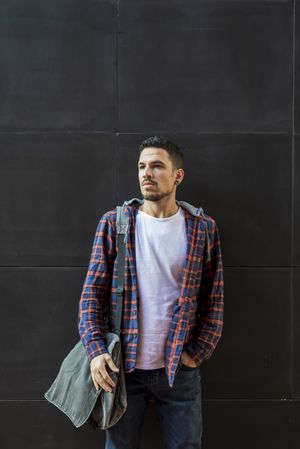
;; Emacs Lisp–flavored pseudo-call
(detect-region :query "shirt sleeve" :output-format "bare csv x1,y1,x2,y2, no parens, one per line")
78,212,116,362
184,219,224,366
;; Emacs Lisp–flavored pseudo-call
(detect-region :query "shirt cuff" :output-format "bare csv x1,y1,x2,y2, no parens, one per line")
84,338,110,363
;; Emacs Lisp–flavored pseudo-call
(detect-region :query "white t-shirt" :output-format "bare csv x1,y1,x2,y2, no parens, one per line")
134,206,187,369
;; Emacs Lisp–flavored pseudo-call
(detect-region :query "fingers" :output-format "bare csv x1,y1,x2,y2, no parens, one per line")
91,375,100,391
180,351,197,368
92,370,113,393
100,365,116,390
106,355,120,373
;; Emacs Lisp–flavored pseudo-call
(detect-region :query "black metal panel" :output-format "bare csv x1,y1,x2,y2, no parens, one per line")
0,267,86,399
294,136,300,265
118,1,292,133
294,0,300,133
0,265,290,400
293,268,300,397
117,133,292,267
201,267,291,399
0,133,117,266
0,401,104,449
0,0,116,131
202,400,292,449
292,400,300,449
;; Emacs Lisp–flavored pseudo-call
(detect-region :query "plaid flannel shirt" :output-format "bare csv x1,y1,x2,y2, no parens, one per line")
78,198,224,388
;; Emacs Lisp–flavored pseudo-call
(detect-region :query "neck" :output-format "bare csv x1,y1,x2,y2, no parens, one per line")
139,198,179,218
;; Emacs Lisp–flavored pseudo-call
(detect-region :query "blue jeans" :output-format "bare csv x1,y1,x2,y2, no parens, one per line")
105,364,202,449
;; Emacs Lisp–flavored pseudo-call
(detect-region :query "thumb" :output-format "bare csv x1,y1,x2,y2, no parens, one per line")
105,354,119,372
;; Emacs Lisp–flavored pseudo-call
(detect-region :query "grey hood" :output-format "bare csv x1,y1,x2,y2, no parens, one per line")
122,197,204,217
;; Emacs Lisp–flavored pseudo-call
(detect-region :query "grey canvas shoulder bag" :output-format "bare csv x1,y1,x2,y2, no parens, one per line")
44,205,129,429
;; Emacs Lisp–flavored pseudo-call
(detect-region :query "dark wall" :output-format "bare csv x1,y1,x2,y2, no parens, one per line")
0,1,298,448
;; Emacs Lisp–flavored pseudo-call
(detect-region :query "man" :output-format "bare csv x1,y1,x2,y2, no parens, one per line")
78,136,224,449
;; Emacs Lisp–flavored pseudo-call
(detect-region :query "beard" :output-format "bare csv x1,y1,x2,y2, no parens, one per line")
141,188,173,202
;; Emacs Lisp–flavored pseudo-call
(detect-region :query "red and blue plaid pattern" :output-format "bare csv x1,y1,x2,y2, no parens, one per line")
78,199,224,388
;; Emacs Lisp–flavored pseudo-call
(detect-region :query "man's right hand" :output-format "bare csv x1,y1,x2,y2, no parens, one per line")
90,353,119,393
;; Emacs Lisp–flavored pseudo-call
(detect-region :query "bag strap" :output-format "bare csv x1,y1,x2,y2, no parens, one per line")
112,205,129,336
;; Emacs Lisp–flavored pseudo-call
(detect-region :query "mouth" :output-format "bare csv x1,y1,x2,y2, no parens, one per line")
143,182,155,186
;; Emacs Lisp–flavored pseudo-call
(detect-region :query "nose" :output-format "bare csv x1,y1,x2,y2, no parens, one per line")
142,166,153,179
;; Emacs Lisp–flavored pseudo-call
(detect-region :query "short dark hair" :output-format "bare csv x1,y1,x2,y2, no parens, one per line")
138,136,183,170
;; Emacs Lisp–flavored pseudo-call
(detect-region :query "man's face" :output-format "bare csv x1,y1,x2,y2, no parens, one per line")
137,147,179,202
